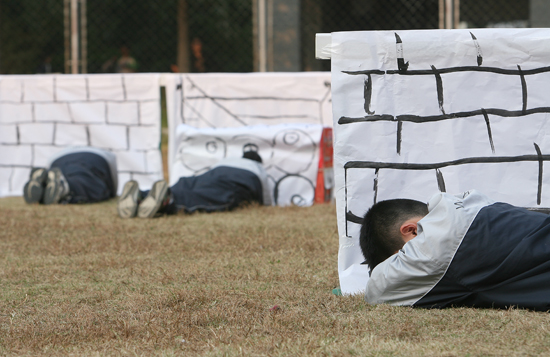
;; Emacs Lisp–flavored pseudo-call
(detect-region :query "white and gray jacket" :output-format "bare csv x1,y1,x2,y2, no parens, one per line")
366,190,550,311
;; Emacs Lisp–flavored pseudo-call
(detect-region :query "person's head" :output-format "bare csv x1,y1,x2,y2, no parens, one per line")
359,198,428,273
242,151,262,163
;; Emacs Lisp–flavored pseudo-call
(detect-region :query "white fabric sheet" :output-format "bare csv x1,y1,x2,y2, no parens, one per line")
171,123,323,207
0,74,163,197
164,72,332,129
163,72,333,207
330,28,550,295
163,72,332,176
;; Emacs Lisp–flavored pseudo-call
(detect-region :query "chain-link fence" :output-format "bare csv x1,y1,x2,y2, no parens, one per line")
0,0,536,75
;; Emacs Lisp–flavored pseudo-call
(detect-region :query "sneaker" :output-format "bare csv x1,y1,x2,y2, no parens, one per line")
138,180,173,218
117,180,141,219
23,167,48,204
43,167,70,205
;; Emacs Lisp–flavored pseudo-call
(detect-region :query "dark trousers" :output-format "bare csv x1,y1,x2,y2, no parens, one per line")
51,152,115,204
170,166,263,213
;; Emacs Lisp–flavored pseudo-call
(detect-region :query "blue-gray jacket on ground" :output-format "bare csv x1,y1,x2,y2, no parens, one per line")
170,157,273,213
366,190,550,311
48,146,118,203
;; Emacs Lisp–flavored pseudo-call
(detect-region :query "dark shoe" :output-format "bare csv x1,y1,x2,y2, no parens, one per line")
23,168,47,204
117,180,141,219
43,168,70,205
138,180,174,218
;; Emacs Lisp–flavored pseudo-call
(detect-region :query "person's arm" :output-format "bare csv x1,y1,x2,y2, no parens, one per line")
366,190,494,305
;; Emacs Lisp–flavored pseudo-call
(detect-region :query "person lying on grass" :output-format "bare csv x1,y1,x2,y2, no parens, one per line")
117,150,273,219
24,146,117,205
360,189,550,311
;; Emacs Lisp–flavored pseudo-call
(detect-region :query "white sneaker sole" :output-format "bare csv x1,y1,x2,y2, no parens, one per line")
138,181,168,218
43,168,66,205
117,181,140,219
23,168,47,204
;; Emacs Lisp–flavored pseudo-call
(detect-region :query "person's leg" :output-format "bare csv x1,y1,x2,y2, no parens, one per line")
43,167,70,205
23,167,48,204
117,180,177,219
117,180,142,218
49,152,115,204
137,180,177,218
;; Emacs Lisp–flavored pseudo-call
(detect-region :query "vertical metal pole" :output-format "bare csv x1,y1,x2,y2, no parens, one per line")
454,0,460,29
266,0,274,71
439,0,459,29
64,0,71,73
445,0,452,29
252,0,258,71
258,0,267,72
70,0,79,74
438,0,444,29
80,0,87,73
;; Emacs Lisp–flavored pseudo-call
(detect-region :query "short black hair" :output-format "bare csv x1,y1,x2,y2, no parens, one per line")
243,151,262,163
359,198,428,274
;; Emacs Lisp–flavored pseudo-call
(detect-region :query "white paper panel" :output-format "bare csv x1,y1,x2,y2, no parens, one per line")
165,72,332,129
330,28,550,294
163,72,333,207
170,123,322,207
0,73,163,197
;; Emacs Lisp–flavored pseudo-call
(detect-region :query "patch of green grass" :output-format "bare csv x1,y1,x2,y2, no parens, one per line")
1,197,549,356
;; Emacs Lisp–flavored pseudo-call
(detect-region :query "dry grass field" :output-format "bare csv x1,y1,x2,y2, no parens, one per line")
1,197,550,356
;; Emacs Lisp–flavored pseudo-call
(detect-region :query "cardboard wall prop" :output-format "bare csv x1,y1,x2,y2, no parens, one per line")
164,72,332,173
329,29,550,294
162,72,334,206
0,74,163,197
164,72,332,129
171,123,323,207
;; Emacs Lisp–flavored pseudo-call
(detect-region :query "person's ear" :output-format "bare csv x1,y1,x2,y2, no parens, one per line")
400,221,418,243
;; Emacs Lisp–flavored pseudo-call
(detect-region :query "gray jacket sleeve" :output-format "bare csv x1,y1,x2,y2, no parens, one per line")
365,190,494,306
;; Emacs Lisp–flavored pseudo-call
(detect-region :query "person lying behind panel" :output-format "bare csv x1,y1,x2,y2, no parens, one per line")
117,151,273,219
24,146,118,205
360,189,550,311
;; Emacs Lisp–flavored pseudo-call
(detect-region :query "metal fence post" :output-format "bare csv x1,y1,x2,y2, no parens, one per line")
70,0,79,74
439,0,460,29
80,0,87,73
